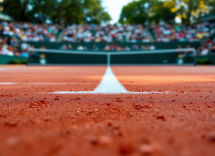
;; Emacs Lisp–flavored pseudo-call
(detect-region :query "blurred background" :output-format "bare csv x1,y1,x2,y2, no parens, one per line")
0,0,214,65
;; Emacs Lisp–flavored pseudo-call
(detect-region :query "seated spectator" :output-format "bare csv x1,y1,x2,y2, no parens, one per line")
141,45,147,50
49,34,56,42
77,45,84,50
60,44,67,50
1,43,8,54
149,44,156,50
116,46,123,51
104,44,110,51
198,46,209,56
6,46,14,56
21,42,29,51
132,44,139,50
142,37,150,42
67,44,72,50
10,37,19,47
110,43,116,51
124,46,130,51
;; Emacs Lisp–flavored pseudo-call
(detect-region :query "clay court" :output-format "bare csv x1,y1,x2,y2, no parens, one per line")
0,65,215,156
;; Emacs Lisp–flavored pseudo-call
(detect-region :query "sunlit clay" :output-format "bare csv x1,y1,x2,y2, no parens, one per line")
53,66,171,94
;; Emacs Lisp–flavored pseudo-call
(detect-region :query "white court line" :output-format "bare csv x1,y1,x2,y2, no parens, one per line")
0,83,97,85
53,91,171,94
0,82,15,85
53,66,171,94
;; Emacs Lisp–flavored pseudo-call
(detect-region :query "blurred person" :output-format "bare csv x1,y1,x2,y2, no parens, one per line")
149,44,156,50
141,45,147,50
21,41,29,51
110,43,116,51
6,46,14,56
198,46,208,56
104,44,110,51
49,34,56,42
130,35,137,43
84,36,91,42
60,44,67,50
77,45,84,50
67,44,73,50
1,43,8,54
124,46,130,51
132,44,139,50
10,37,19,47
116,46,121,51
142,37,150,42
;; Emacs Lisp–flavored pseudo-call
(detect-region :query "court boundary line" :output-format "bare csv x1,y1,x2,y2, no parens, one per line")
53,66,172,94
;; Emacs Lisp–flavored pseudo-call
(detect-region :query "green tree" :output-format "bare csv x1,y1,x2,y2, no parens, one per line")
119,0,176,24
1,0,111,24
2,0,30,21
119,0,215,25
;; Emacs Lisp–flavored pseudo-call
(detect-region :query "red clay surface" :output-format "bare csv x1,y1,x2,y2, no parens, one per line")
0,65,215,156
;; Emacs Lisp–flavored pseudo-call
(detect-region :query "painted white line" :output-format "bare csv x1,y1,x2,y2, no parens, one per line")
53,66,171,94
94,66,127,93
0,82,97,85
0,68,4,71
0,83,15,85
53,91,171,94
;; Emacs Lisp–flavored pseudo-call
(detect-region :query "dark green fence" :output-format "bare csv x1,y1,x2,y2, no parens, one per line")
29,52,107,65
28,41,200,51
28,49,196,65
0,55,26,65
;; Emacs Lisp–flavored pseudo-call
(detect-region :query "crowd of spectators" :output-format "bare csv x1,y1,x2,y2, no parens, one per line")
0,36,32,57
0,21,62,42
1,20,215,57
60,43,156,51
197,37,215,56
63,24,150,43
1,21,215,44
149,22,215,42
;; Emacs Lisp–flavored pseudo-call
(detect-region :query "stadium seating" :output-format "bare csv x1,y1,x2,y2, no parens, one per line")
148,22,215,42
0,20,215,62
63,24,149,43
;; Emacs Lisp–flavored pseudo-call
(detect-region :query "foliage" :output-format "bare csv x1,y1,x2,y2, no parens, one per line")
196,58,211,65
21,59,28,64
10,59,20,64
119,0,176,24
1,0,111,24
119,0,215,24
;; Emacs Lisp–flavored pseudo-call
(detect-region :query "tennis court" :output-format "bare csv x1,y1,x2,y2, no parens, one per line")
0,65,215,156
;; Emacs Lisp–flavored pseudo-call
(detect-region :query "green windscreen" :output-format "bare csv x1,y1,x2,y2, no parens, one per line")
28,49,196,65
